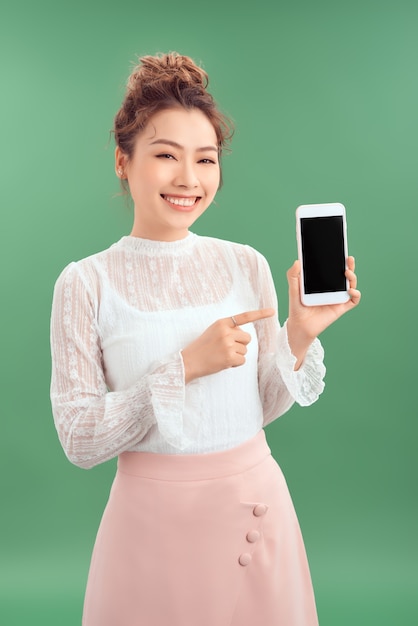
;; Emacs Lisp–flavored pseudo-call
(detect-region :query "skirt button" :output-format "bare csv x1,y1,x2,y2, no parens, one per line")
246,529,260,543
253,503,268,517
238,553,252,566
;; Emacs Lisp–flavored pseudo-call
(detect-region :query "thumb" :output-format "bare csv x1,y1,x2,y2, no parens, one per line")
287,260,301,293
287,260,303,312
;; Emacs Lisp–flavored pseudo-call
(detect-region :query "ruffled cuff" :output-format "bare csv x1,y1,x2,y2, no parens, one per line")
276,321,326,406
148,351,202,450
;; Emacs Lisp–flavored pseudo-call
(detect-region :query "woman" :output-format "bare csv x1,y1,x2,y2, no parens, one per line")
50,52,360,626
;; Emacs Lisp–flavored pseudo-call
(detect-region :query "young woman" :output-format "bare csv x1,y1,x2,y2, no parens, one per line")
50,52,360,626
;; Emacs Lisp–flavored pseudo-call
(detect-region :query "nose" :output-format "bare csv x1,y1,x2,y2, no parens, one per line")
173,160,199,188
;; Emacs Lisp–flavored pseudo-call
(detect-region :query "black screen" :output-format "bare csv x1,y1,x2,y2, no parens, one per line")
300,216,346,293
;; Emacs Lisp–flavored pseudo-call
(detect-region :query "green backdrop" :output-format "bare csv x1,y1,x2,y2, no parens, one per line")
1,1,416,624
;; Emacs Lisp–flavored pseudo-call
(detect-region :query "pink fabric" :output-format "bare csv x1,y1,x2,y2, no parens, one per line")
82,431,318,625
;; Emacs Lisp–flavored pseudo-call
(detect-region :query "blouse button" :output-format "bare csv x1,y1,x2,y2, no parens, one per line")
253,503,268,517
246,530,260,543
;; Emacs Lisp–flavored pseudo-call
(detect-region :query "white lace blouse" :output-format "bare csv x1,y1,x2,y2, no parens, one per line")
50,233,326,469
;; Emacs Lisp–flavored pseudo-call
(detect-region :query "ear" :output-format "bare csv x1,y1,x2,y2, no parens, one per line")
115,147,128,178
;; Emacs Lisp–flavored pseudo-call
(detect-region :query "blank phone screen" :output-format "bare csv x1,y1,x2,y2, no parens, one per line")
300,216,346,293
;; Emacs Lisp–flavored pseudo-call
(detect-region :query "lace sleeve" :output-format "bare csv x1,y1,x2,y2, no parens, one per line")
50,263,186,469
250,249,326,427
275,322,326,407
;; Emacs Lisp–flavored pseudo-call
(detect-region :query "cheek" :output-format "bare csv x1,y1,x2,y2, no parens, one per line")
139,160,160,180
130,162,164,194
207,167,221,194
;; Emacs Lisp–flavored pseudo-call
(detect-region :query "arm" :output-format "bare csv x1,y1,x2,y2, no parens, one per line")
251,250,327,426
50,264,186,469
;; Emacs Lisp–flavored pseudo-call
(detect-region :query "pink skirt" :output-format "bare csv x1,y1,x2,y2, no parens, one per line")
82,431,318,626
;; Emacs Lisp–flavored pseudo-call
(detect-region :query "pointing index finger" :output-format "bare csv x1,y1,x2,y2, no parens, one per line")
231,308,276,326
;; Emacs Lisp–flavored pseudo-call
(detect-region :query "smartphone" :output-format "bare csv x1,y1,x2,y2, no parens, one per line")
296,202,349,306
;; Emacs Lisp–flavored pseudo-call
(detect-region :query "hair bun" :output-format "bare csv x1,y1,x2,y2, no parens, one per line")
127,52,208,95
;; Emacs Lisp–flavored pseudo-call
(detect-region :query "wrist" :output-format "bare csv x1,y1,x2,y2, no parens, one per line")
285,319,315,370
180,348,198,384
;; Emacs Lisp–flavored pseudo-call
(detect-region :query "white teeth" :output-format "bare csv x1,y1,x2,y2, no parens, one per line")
164,195,197,207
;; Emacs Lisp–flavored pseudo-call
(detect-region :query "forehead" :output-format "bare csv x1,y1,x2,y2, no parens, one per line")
141,107,218,147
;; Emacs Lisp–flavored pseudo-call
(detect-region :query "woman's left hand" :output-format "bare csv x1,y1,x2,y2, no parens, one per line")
286,256,361,368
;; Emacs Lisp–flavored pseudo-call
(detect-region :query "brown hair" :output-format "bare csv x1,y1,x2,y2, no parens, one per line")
114,52,233,170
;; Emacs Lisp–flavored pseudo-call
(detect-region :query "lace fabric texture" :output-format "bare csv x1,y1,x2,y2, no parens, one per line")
50,234,325,468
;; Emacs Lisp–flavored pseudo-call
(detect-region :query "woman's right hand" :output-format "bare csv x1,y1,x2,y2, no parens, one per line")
181,308,275,383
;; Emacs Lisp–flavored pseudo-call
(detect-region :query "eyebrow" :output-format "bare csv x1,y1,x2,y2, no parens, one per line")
149,139,218,152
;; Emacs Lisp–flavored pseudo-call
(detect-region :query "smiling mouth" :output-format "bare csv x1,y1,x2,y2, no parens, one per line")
161,194,200,208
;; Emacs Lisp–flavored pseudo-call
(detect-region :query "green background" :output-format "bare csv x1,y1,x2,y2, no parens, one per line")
1,0,416,624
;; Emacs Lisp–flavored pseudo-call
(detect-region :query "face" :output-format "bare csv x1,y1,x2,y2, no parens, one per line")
115,107,221,241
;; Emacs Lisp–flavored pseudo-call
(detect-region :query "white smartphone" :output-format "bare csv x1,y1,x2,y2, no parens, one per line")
296,202,349,306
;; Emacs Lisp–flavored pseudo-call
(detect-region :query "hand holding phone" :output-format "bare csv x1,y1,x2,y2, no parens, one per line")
296,203,349,306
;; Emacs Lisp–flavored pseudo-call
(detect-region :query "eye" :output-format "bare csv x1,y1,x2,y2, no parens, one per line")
199,158,217,165
156,153,176,160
